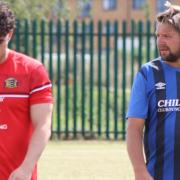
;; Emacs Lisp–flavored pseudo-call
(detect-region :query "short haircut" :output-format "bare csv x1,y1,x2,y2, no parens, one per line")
156,4,180,33
0,1,15,37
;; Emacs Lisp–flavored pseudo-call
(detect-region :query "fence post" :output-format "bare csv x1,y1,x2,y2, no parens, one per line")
98,21,102,137
65,20,69,138
89,20,94,135
146,20,151,62
48,20,53,82
15,19,20,52
138,21,143,69
154,22,158,58
24,19,29,55
122,21,127,140
32,20,37,58
41,19,45,65
105,20,110,139
57,20,62,138
81,21,86,136
130,20,135,86
73,20,78,138
114,21,118,140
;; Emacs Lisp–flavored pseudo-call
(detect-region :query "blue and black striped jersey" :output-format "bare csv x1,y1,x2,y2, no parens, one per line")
127,58,180,180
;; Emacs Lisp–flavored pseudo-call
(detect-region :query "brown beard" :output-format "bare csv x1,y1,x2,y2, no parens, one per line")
160,52,179,62
159,47,180,62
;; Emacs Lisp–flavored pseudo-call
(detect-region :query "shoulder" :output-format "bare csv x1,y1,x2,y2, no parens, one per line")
140,57,162,80
141,57,162,71
8,49,43,71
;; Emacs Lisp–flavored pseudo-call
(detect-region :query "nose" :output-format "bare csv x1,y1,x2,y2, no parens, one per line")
157,36,166,46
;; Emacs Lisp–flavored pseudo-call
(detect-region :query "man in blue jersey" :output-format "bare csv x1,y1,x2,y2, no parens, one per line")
126,2,180,180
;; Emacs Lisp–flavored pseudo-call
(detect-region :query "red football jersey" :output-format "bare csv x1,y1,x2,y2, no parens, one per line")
0,49,53,179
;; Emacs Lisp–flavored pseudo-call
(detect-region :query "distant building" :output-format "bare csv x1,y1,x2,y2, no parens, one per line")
66,0,180,31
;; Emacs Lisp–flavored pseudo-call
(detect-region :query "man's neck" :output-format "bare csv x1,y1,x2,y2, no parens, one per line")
0,49,8,64
164,59,180,68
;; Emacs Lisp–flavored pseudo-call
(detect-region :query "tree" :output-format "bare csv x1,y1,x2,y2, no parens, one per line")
4,0,92,21
4,0,56,20
142,2,151,20
52,0,70,20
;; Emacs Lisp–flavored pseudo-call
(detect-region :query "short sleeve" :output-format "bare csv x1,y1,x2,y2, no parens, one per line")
126,72,148,119
29,65,53,105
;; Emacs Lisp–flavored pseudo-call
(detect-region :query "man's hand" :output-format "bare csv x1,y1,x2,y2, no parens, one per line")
8,166,31,180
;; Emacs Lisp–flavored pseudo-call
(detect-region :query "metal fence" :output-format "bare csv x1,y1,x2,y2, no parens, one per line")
9,19,158,140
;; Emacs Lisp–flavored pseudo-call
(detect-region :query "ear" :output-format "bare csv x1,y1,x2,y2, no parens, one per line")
7,31,14,41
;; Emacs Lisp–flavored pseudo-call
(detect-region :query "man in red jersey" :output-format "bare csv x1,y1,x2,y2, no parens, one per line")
0,2,53,180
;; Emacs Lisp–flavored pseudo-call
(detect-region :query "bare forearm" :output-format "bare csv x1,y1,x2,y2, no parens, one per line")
21,126,51,173
126,119,153,180
127,126,146,173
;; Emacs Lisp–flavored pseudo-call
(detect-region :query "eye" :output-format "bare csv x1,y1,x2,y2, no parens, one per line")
164,34,170,38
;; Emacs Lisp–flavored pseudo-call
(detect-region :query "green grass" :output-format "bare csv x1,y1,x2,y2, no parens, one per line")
38,140,134,180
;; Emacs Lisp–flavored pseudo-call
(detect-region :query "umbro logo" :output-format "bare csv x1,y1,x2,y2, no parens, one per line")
155,82,166,90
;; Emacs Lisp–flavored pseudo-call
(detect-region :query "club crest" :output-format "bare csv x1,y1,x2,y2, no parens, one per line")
4,77,18,88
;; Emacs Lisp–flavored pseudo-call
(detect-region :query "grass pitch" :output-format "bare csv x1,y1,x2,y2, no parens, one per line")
38,140,134,180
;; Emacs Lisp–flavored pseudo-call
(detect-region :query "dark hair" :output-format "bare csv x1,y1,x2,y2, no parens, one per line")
0,1,15,37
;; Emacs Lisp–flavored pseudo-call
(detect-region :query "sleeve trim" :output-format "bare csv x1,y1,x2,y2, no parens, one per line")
30,84,52,95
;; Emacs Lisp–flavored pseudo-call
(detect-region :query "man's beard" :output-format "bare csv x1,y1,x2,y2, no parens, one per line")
159,47,180,62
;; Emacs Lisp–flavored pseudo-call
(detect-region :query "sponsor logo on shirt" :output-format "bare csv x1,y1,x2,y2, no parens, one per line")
155,82,166,90
0,124,8,130
158,99,180,112
4,77,18,88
